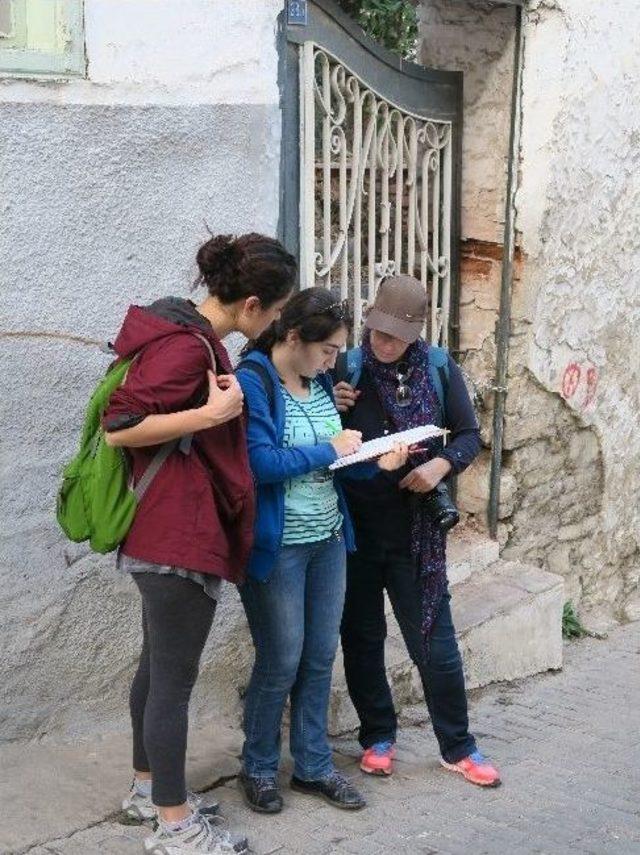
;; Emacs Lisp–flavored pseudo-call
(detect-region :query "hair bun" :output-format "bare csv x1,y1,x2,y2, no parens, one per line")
197,234,242,280
194,231,296,308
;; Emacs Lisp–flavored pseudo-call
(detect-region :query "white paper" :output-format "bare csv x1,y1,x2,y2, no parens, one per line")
328,424,446,470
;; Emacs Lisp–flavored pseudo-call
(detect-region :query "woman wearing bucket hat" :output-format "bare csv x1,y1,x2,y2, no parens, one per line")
333,274,501,788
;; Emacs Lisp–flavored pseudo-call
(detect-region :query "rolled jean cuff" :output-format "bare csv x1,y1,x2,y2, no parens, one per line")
441,738,477,764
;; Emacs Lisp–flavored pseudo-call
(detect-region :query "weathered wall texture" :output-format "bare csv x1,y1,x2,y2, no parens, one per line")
419,0,516,245
0,0,283,741
509,0,640,624
419,0,640,625
418,1,517,525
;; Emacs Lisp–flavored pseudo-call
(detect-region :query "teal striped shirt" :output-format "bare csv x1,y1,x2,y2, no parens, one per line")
282,380,343,545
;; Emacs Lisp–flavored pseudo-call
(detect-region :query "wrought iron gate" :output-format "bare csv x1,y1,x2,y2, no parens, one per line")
280,0,463,349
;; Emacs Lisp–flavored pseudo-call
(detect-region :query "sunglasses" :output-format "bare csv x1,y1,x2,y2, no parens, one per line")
311,297,350,320
395,362,413,407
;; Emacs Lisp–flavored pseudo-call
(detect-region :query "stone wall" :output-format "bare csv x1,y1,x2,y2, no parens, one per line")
418,0,517,528
418,0,640,624
0,0,283,741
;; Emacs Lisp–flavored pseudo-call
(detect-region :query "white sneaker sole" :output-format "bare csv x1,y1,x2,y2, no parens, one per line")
360,762,393,776
439,758,502,787
143,837,246,855
122,801,157,823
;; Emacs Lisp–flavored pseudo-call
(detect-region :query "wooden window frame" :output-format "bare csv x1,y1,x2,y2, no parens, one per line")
0,0,85,78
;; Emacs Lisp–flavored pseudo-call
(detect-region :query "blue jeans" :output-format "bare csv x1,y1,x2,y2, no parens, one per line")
240,532,346,780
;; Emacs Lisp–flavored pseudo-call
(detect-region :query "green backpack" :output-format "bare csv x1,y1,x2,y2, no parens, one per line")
56,333,214,554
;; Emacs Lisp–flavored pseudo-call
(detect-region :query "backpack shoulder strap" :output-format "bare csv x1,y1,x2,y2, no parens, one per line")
133,438,180,501
114,331,216,505
427,345,450,422
172,332,217,456
335,347,363,387
237,360,276,414
334,351,348,384
134,331,216,468
347,347,363,387
191,332,216,371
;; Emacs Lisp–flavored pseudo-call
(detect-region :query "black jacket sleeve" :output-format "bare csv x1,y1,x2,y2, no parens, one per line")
437,356,482,474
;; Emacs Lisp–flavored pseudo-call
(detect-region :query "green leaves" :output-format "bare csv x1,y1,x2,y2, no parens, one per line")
562,601,589,640
339,0,419,59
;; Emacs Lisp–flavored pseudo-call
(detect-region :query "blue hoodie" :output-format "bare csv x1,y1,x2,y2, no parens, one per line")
237,351,375,582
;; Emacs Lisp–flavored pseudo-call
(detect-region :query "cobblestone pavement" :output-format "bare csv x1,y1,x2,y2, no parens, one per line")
21,622,640,855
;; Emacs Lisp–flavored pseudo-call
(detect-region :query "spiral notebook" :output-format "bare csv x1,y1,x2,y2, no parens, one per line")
328,424,446,470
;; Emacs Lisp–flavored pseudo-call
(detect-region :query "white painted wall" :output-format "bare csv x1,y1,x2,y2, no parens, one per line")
0,0,283,740
1,0,282,104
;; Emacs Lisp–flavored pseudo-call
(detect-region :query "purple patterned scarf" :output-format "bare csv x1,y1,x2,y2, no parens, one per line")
362,332,447,640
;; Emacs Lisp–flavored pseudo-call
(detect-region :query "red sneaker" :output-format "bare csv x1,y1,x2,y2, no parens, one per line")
440,750,501,787
360,741,396,776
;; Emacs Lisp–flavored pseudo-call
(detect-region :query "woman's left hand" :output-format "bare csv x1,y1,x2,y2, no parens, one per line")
377,443,409,472
399,457,452,492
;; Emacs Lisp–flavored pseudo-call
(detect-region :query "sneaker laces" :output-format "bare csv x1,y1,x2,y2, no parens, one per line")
254,776,278,794
325,770,354,795
188,791,225,821
193,815,237,852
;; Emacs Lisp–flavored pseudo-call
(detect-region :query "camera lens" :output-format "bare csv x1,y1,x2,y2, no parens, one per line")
421,483,460,532
435,507,460,532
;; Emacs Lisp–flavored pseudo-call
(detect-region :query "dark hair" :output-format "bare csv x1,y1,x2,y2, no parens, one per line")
245,287,350,355
195,232,296,308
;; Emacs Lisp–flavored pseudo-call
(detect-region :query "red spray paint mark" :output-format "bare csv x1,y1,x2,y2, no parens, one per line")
560,361,598,409
561,362,581,400
583,366,599,409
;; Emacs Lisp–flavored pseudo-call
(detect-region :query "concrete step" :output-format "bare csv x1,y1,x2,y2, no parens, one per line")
382,527,499,621
447,526,500,586
453,560,564,688
329,558,564,735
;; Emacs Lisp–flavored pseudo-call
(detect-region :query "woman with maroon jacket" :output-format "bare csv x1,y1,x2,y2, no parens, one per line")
103,233,295,855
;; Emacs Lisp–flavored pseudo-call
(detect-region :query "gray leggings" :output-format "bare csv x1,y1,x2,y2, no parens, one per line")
130,572,216,806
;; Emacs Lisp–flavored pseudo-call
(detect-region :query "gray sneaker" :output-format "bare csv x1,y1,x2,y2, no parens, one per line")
122,784,221,823
143,813,248,854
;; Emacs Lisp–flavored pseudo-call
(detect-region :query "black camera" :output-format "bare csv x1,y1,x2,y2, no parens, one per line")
421,482,460,532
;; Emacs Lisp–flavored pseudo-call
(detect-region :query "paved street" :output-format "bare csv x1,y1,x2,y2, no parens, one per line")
9,622,640,855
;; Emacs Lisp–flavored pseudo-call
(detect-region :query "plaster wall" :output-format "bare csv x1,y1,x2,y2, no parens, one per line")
0,0,282,740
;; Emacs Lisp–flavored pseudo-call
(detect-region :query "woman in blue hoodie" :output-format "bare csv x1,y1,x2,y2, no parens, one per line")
236,288,407,815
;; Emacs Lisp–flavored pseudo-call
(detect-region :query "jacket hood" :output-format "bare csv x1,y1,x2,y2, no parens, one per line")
112,297,213,359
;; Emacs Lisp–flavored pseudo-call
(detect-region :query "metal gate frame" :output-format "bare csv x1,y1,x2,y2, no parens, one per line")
278,0,463,353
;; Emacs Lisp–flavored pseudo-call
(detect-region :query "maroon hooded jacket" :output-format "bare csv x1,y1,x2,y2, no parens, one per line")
103,297,255,583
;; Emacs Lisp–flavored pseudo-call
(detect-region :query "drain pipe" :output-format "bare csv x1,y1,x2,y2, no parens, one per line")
488,2,525,539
